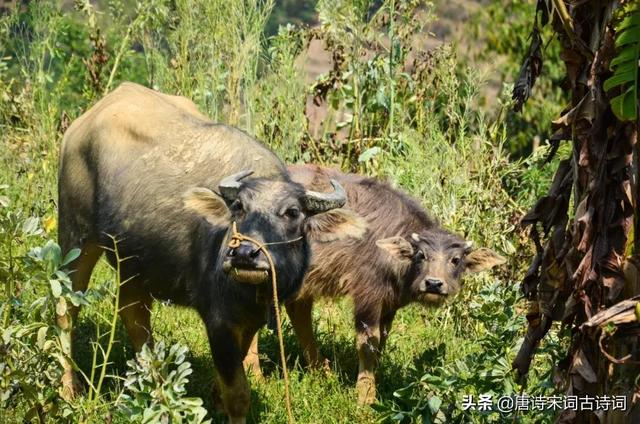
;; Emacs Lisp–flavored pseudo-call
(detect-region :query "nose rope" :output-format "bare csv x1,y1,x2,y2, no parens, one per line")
227,222,295,424
228,223,303,250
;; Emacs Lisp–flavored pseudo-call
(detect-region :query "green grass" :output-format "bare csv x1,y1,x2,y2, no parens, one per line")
42,265,517,423
0,1,568,423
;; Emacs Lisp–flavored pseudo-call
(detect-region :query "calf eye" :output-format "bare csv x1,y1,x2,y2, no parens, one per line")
284,207,300,219
451,257,461,266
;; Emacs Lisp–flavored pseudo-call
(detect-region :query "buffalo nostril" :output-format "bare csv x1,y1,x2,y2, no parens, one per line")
234,243,255,259
250,247,260,258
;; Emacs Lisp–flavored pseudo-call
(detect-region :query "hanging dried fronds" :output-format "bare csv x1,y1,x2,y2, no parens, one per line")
513,0,640,422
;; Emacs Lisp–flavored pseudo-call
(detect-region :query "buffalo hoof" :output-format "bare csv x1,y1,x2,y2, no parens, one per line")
356,376,376,405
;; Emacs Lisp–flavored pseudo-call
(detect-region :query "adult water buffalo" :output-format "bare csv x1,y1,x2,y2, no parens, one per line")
57,83,365,423
244,164,505,404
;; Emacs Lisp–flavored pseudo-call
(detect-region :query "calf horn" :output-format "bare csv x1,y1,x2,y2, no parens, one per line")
219,170,254,201
303,179,347,213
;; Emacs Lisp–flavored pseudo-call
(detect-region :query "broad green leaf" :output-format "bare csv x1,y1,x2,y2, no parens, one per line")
42,240,62,268
62,248,81,267
618,13,640,31
37,326,48,349
49,279,62,297
603,68,636,92
22,216,41,236
609,46,637,68
606,4,640,121
428,395,442,414
615,22,640,47
56,297,68,316
358,146,382,163
611,86,638,120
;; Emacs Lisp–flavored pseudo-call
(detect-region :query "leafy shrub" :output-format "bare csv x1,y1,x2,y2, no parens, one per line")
375,283,562,423
119,342,210,424
0,218,81,422
604,1,640,121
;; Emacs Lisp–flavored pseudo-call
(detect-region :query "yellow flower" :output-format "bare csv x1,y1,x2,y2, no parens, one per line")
43,215,57,234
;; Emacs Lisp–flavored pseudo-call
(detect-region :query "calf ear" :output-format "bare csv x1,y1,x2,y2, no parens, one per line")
305,208,367,242
183,187,231,227
465,248,506,273
376,236,414,261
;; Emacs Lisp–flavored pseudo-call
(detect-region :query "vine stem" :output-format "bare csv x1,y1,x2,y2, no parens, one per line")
388,0,396,137
103,26,132,95
3,232,15,328
91,236,133,401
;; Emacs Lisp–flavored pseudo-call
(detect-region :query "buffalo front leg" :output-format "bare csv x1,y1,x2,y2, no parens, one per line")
354,305,382,405
208,325,254,424
285,298,321,368
57,241,103,400
119,284,153,352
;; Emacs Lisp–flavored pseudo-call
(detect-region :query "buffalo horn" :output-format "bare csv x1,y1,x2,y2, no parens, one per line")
303,179,347,212
218,170,254,201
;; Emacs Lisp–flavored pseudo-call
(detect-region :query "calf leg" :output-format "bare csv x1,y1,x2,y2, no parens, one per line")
379,310,397,352
354,305,382,405
286,298,321,368
119,283,153,352
57,241,103,399
208,325,254,424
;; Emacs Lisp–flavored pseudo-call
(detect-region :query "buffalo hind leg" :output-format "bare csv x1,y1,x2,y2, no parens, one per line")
242,334,263,380
119,284,153,352
354,305,382,405
57,241,103,399
208,325,254,424
286,298,322,368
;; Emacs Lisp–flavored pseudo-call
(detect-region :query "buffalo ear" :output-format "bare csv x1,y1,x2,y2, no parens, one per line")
182,187,231,227
376,236,414,261
305,208,367,242
465,248,506,273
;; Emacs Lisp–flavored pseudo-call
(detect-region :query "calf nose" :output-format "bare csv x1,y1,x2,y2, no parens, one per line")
427,278,443,288
423,278,444,293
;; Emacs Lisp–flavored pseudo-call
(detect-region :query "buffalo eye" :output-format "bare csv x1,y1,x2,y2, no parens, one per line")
451,256,461,266
230,200,243,213
284,207,301,220
415,250,425,261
